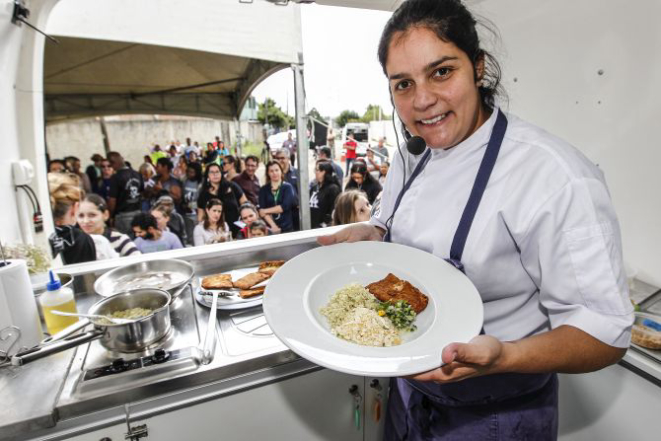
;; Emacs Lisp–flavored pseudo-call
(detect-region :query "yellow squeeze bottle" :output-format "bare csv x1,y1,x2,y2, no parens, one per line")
40,270,78,335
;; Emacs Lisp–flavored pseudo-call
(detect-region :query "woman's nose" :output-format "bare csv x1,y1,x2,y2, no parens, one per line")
412,84,437,111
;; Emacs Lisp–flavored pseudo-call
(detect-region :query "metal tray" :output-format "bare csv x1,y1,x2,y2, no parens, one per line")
94,259,194,299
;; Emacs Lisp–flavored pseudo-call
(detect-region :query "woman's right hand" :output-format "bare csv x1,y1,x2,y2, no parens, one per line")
317,223,384,246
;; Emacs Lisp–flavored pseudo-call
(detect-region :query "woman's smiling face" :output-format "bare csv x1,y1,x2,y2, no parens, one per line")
386,26,487,149
77,201,106,235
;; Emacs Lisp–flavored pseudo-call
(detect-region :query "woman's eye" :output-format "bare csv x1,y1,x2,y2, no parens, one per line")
394,80,411,91
433,67,452,79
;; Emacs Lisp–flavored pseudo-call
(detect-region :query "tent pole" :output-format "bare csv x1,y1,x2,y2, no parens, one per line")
292,55,310,231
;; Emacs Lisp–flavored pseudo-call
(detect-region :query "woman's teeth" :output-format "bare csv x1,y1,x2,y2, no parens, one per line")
420,113,448,125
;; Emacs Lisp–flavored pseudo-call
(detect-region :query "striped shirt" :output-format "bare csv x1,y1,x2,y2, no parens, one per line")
105,229,140,257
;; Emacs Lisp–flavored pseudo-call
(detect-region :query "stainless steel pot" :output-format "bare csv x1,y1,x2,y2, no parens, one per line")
94,259,194,301
12,289,171,366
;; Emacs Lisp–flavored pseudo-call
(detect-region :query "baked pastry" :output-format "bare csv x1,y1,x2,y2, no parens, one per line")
233,272,271,290
258,260,286,275
201,273,233,290
239,286,266,299
366,273,429,313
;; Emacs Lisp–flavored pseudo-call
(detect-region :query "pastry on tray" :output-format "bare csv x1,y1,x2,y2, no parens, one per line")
201,273,233,290
258,260,286,275
239,286,266,299
233,272,271,290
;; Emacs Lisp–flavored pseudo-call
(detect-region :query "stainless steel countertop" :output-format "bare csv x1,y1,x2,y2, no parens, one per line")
1,229,333,441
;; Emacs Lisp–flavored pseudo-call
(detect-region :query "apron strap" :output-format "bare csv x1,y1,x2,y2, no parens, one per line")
448,110,508,267
383,148,432,243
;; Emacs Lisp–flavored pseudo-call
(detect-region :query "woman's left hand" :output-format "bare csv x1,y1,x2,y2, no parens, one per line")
412,335,507,384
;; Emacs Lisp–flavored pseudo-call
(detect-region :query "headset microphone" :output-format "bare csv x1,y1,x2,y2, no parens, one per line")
406,136,427,155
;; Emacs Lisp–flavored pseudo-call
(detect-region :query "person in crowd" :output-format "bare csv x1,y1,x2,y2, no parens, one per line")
86,153,104,194
343,132,358,175
143,155,154,166
48,159,66,173
249,220,269,238
182,161,203,244
149,144,167,164
65,155,92,194
150,157,182,207
326,128,336,151
213,135,221,148
193,198,231,246
281,132,297,167
372,137,390,160
167,145,181,169
131,212,183,254
331,189,372,226
107,151,144,235
378,161,390,185
365,148,382,180
189,150,200,164
236,202,262,239
318,146,343,183
218,140,230,158
222,155,241,181
310,160,342,229
138,162,156,212
258,160,296,234
204,142,218,165
184,137,196,159
232,155,261,206
78,194,140,257
319,1,634,439
152,196,188,245
97,159,114,200
273,149,301,230
344,161,383,205
197,163,247,238
48,173,117,263
172,156,188,181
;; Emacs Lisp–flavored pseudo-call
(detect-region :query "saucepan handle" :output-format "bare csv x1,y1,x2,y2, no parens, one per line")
40,319,92,345
12,329,103,366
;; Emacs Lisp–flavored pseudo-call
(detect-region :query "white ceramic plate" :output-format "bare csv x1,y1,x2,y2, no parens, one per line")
195,266,267,311
263,242,484,377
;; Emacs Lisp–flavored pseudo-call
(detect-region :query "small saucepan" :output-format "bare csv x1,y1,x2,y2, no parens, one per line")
12,289,171,366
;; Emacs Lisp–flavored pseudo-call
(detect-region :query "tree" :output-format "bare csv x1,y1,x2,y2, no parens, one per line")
257,98,293,129
361,104,389,122
307,107,327,125
336,110,361,127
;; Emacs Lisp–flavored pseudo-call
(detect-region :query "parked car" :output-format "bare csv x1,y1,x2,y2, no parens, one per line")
266,129,297,153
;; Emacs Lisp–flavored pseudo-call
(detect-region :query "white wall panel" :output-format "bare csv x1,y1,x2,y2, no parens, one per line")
472,0,661,286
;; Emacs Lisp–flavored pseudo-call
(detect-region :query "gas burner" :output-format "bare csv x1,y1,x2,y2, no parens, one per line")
74,286,202,397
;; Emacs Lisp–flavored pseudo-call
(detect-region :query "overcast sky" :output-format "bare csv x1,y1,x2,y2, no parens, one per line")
251,4,393,120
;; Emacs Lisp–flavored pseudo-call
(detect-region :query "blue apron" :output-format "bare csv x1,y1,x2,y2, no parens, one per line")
384,110,558,440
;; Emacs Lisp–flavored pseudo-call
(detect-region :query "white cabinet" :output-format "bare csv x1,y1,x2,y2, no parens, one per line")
133,369,387,441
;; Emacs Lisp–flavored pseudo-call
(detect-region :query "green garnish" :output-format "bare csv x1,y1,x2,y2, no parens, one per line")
377,299,417,332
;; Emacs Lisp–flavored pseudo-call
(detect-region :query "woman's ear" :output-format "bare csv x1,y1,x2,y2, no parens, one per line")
103,210,110,222
474,51,486,86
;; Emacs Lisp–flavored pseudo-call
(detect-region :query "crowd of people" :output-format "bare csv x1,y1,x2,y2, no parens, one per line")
46,136,390,265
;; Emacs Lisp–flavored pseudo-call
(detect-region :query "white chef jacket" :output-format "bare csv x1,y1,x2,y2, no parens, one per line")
370,108,634,347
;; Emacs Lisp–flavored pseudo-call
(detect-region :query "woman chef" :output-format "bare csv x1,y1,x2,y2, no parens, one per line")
319,0,634,439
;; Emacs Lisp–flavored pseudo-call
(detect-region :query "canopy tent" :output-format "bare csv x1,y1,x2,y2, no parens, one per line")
43,0,303,121
44,37,285,121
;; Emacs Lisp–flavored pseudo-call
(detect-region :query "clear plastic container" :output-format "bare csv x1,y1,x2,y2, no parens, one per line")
631,312,661,350
39,270,78,335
